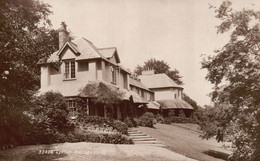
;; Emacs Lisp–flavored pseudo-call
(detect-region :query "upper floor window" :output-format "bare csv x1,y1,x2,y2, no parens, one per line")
111,66,117,84
64,60,75,79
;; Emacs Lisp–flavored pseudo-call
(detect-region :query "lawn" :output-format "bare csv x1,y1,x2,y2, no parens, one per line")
0,142,196,161
135,123,232,161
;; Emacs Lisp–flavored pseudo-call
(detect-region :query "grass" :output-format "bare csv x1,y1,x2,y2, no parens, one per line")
136,123,232,161
0,142,195,161
24,151,67,161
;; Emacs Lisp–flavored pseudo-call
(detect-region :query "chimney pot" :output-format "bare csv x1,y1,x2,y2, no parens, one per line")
59,22,69,49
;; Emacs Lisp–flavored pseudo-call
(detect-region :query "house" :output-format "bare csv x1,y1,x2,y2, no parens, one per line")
129,75,160,116
139,70,193,117
38,22,148,119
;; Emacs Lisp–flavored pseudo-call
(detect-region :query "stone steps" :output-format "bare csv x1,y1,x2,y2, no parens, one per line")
127,128,165,147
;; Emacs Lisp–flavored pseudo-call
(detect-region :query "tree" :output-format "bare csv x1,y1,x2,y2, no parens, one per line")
134,58,183,85
202,1,260,160
0,0,58,147
182,93,199,110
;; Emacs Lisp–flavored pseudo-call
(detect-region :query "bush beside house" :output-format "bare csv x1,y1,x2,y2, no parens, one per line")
0,92,132,149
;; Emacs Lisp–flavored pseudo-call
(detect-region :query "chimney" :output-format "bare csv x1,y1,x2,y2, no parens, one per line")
141,69,155,75
59,22,69,49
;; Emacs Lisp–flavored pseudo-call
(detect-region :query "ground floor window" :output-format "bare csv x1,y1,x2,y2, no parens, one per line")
66,99,77,118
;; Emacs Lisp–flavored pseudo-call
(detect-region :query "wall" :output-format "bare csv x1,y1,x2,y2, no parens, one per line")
40,64,50,88
152,88,182,100
42,46,129,91
47,47,98,86
130,85,154,101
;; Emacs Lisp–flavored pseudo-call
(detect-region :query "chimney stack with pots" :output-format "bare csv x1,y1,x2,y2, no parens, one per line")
59,22,69,49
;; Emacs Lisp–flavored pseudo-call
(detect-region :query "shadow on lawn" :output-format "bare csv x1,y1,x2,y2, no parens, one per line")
203,150,229,161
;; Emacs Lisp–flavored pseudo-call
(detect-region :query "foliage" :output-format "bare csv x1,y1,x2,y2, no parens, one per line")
182,93,199,110
25,92,74,144
124,117,139,127
30,92,71,131
124,117,134,127
78,116,128,134
178,110,186,118
168,109,176,117
134,58,183,85
139,112,154,127
67,132,133,144
202,1,260,160
81,82,124,119
0,0,58,148
112,120,128,135
155,114,164,123
164,117,172,124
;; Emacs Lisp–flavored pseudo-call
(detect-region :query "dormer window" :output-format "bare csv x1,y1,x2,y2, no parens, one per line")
64,60,76,79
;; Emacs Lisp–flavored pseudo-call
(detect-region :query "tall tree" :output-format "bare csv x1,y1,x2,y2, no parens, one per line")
0,0,58,146
134,58,183,85
202,1,260,160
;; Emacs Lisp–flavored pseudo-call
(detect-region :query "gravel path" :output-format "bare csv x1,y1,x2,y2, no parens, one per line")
136,123,232,161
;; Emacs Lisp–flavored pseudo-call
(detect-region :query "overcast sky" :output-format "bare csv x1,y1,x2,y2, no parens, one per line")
42,0,260,106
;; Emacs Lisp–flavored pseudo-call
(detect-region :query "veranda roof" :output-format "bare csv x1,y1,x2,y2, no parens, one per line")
38,80,147,104
147,101,161,110
157,99,193,110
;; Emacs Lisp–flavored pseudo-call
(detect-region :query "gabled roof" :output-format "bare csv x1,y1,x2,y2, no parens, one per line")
139,73,182,89
38,38,130,74
129,77,152,92
98,47,120,63
157,99,193,110
57,41,80,57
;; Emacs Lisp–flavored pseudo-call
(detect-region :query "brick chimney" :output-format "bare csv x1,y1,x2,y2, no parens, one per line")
59,22,69,49
141,68,155,75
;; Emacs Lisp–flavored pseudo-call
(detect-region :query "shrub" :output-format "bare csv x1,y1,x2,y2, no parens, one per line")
156,114,164,123
124,117,138,128
30,92,71,131
79,116,107,126
178,110,186,118
65,132,133,144
164,117,172,124
78,116,128,134
100,133,133,144
133,118,140,126
124,117,134,128
23,92,75,145
153,118,157,125
139,112,154,127
168,109,176,117
111,120,128,134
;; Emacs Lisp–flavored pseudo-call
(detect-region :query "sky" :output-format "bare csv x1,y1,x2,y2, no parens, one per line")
41,0,260,106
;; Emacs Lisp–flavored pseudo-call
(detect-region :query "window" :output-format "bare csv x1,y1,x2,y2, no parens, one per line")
64,60,76,79
66,99,77,118
141,90,144,97
97,60,102,70
111,66,117,84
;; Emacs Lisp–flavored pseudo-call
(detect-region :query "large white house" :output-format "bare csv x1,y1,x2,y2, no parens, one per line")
38,22,153,119
38,22,192,119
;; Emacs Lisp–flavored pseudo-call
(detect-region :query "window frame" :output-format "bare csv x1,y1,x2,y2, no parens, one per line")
64,59,76,80
66,99,77,118
111,66,117,84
